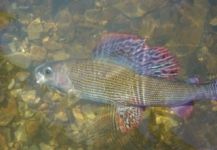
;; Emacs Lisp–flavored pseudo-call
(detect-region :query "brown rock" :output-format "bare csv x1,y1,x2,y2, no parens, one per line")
0,98,17,127
30,45,47,61
0,132,8,150
25,119,40,139
5,52,32,69
27,18,43,40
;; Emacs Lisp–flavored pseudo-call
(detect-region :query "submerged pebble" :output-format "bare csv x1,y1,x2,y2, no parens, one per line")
54,111,68,122
42,37,63,51
209,17,217,26
28,145,39,150
8,78,15,90
0,132,9,150
0,99,17,126
15,125,27,142
50,51,70,61
25,119,40,139
72,106,85,122
39,143,53,150
15,71,30,82
55,8,72,29
27,18,43,40
114,0,145,18
5,52,32,69
30,45,47,61
0,90,6,103
20,90,36,103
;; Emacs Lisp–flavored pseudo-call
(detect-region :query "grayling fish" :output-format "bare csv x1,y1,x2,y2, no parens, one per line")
34,33,217,133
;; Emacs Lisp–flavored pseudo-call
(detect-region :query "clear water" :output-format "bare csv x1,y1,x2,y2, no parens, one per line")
0,0,217,149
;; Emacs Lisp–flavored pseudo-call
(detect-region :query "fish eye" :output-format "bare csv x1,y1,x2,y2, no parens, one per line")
43,67,53,76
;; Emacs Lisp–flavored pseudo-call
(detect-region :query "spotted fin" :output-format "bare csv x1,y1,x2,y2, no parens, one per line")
93,33,179,78
93,32,146,58
115,104,143,133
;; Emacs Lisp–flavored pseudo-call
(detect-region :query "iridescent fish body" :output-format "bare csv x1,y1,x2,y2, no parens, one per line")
34,33,217,133
35,60,216,106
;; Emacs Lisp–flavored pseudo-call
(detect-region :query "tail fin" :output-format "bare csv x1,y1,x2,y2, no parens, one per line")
199,80,217,100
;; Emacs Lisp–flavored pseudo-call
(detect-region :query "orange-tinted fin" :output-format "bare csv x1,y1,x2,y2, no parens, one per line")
115,104,143,133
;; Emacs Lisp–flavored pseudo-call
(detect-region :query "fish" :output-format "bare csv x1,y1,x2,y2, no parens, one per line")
34,33,217,133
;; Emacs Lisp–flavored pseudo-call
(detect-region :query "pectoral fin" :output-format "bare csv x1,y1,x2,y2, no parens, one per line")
115,105,143,133
171,102,194,119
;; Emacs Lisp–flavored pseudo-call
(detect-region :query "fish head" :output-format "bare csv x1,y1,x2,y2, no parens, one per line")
34,61,72,93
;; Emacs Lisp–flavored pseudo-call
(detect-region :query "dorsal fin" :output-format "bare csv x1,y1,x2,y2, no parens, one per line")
93,33,179,78
93,32,146,61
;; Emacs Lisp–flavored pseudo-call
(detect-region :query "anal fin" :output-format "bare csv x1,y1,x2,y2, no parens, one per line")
171,102,194,119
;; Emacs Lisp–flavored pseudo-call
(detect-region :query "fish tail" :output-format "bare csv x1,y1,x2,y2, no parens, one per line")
199,80,217,100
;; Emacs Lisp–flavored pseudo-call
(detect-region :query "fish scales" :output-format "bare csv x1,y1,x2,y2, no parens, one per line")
66,60,201,106
34,33,217,132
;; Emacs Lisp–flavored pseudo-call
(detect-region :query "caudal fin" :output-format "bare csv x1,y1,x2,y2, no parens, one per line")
203,80,217,100
190,80,217,101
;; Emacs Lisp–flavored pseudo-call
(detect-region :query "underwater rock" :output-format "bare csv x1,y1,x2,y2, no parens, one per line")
42,22,57,33
25,119,40,139
84,8,116,25
0,132,9,150
54,8,76,43
15,71,30,82
68,42,93,59
39,143,53,150
141,15,159,37
49,92,62,102
114,0,145,18
209,17,217,26
72,106,85,122
0,90,6,104
0,12,27,56
197,46,217,74
55,8,72,29
0,98,17,127
30,45,47,61
15,124,27,142
155,115,178,129
85,110,96,120
20,90,36,103
71,124,80,136
38,103,49,112
5,52,32,69
28,145,39,150
8,78,15,90
27,18,43,40
143,0,209,53
54,111,68,122
42,36,63,51
50,50,70,61
81,104,97,120
0,11,14,29
174,0,208,47
211,100,217,111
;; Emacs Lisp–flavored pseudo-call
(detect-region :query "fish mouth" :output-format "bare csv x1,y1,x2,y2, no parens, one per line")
35,72,45,84
34,64,46,85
